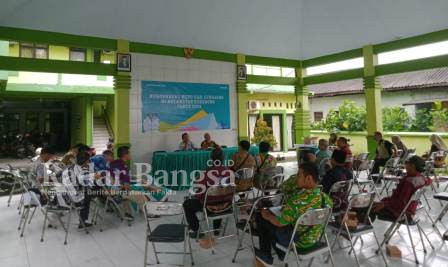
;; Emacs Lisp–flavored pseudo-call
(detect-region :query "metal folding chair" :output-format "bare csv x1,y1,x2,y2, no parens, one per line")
375,157,401,196
235,167,255,198
328,180,352,217
143,201,194,266
432,192,448,237
377,187,434,265
198,182,237,254
329,192,388,267
232,193,284,263
353,152,370,179
257,166,285,197
276,207,335,267
354,160,380,197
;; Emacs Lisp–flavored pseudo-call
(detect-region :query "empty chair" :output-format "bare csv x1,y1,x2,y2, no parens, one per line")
143,202,194,266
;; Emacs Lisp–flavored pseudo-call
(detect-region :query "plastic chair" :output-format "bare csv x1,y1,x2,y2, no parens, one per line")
329,192,388,267
276,207,335,267
376,187,434,265
143,201,194,266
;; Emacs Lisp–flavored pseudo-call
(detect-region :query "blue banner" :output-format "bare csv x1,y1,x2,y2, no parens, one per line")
141,81,230,133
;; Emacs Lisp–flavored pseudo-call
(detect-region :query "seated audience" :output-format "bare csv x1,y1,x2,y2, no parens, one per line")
183,147,233,237
423,134,448,159
90,150,114,172
254,163,333,266
231,140,256,172
61,143,91,168
391,135,408,158
254,141,277,187
71,151,104,229
200,132,217,150
109,146,147,220
316,139,332,176
370,156,430,222
321,149,353,194
336,137,353,170
372,131,396,181
329,132,338,147
29,146,56,203
179,133,197,151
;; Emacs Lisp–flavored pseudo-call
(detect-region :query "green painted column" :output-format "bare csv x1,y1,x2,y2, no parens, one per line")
281,111,288,152
363,45,382,156
236,54,249,142
113,40,131,155
85,95,93,146
294,64,311,145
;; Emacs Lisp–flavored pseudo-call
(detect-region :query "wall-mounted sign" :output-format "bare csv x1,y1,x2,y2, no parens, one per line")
141,81,230,133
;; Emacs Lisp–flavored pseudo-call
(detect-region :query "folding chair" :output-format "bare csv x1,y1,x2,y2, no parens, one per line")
354,160,380,197
353,152,369,179
374,157,401,196
329,192,388,267
235,167,255,199
143,202,194,266
432,192,448,237
92,187,134,230
377,187,434,265
257,166,285,197
429,151,448,190
0,167,20,207
39,184,74,245
276,207,335,267
328,180,352,217
197,182,237,254
232,193,284,263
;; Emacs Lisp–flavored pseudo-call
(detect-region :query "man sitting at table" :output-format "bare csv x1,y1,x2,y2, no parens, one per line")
200,132,217,150
179,132,198,151
254,162,333,266
183,147,234,238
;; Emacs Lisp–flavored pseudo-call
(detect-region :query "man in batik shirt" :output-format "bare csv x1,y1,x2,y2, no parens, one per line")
254,162,333,266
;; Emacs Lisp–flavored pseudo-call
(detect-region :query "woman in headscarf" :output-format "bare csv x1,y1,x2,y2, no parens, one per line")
391,135,408,158
423,134,448,160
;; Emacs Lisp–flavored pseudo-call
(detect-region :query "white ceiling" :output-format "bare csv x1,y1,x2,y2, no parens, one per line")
1,0,448,60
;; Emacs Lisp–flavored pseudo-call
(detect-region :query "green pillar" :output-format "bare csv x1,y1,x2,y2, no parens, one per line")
294,64,311,145
281,111,288,153
236,54,249,142
113,40,131,155
85,95,93,146
363,45,382,156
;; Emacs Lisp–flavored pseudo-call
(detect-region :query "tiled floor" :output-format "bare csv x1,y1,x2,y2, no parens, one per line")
1,162,448,267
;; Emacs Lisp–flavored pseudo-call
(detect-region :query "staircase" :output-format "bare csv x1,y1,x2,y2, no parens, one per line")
92,117,111,154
